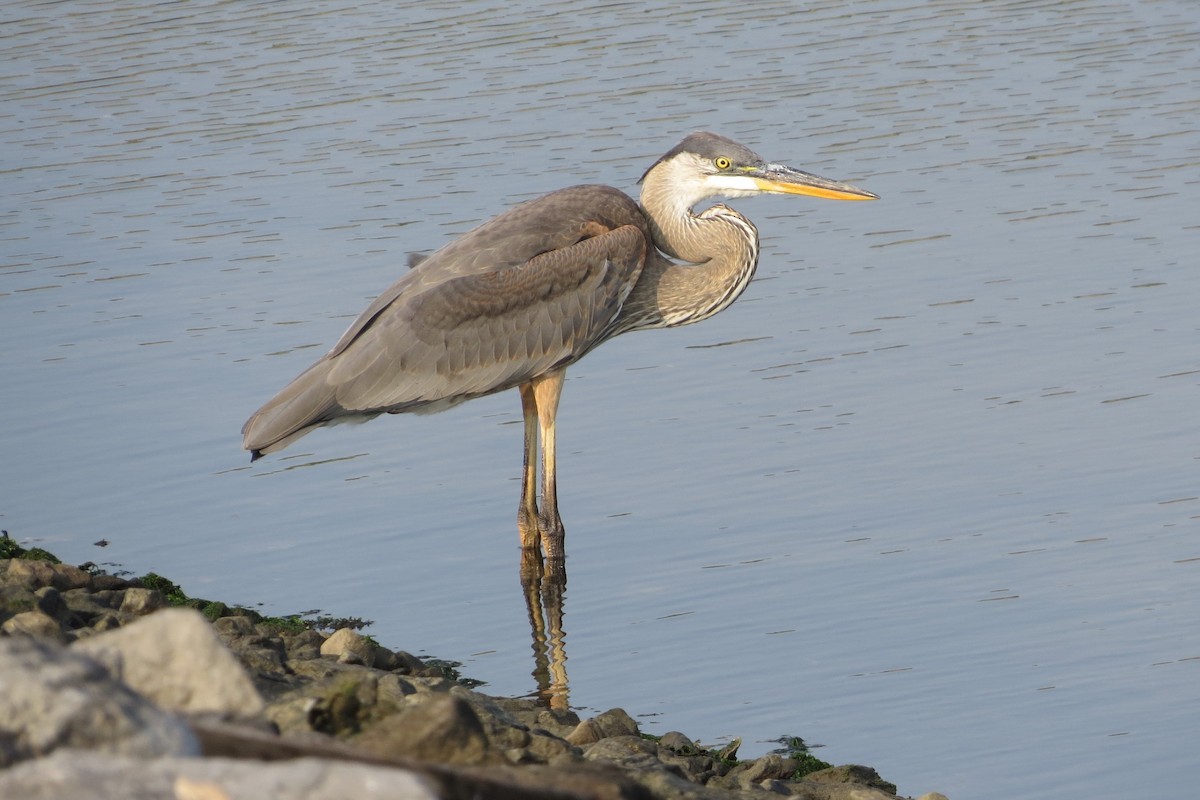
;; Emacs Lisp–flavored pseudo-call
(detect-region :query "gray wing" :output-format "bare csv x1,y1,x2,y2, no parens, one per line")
327,225,647,408
242,185,651,456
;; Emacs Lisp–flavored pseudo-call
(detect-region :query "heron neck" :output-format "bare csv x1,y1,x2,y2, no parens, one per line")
624,175,761,330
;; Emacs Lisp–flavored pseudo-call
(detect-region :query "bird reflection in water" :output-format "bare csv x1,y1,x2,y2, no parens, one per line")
521,548,568,710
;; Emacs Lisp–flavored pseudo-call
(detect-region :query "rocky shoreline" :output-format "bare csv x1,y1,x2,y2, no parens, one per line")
0,541,946,799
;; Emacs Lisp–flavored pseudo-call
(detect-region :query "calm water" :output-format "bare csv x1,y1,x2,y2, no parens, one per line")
4,1,1198,797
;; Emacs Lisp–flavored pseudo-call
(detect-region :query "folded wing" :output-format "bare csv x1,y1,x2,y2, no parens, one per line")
242,185,651,457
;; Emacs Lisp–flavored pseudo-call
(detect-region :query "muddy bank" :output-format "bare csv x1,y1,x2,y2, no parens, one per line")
0,542,946,799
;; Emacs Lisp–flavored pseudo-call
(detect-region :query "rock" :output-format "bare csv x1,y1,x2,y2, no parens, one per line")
650,731,720,784
740,753,790,785
280,627,327,661
2,558,92,592
788,784,898,800
520,728,580,765
467,692,581,741
119,587,167,615
658,731,699,754
211,615,289,676
388,648,431,674
583,735,663,771
658,753,716,786
262,692,321,738
74,607,264,717
90,572,132,590
353,695,502,766
34,585,66,617
88,588,126,609
805,764,898,795
288,651,375,682
376,672,420,704
321,626,378,666
0,635,197,767
411,686,582,766
212,614,257,637
610,761,718,800
60,587,111,625
316,627,410,671
258,669,381,739
91,612,123,632
0,583,37,615
0,750,439,800
567,707,640,745
1,608,67,641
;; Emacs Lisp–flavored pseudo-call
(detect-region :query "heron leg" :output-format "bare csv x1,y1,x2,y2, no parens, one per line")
530,369,566,560
518,382,541,552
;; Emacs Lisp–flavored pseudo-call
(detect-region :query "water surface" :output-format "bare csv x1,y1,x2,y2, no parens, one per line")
3,2,1198,798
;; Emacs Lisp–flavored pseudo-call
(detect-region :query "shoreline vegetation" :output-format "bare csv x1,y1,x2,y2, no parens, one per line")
0,535,945,799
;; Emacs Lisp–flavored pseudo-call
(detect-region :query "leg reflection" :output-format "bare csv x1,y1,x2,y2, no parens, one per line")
520,550,568,711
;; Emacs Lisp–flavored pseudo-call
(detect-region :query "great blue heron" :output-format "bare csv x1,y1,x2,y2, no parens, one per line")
243,132,877,559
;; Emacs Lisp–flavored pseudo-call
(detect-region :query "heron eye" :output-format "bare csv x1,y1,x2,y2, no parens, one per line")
713,157,732,170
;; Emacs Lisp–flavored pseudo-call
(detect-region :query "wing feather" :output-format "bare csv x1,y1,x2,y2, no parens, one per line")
327,226,646,410
242,184,651,456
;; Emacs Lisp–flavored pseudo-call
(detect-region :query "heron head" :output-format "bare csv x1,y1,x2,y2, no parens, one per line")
641,131,878,207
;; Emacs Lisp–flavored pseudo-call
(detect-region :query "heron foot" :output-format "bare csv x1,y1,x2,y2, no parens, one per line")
518,507,541,551
517,507,565,561
539,515,565,562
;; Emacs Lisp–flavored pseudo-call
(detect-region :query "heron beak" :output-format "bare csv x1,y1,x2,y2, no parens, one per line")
752,164,878,201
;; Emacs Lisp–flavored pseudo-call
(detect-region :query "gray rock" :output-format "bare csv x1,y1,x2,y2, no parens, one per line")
278,626,327,661
91,612,123,632
376,672,420,704
786,783,900,800
568,707,641,745
211,615,289,675
60,587,111,624
520,728,580,765
805,764,897,795
0,582,38,614
87,588,126,609
656,749,717,785
1,608,66,641
658,731,699,754
460,689,581,742
321,627,376,665
388,648,431,674
288,650,381,681
0,750,438,800
369,641,414,671
740,753,790,785
212,615,258,637
583,735,664,771
2,558,92,592
0,635,197,767
119,587,167,615
34,585,67,618
353,695,502,766
187,718,651,799
74,607,264,717
262,658,421,737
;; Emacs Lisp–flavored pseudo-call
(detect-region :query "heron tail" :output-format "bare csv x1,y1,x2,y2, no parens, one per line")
242,359,343,459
